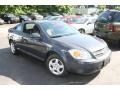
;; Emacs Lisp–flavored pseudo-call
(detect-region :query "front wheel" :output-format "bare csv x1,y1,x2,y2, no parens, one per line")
79,29,85,34
21,20,25,23
10,42,18,55
46,54,67,76
8,20,11,24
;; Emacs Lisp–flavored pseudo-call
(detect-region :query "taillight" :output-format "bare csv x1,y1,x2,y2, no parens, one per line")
106,24,116,32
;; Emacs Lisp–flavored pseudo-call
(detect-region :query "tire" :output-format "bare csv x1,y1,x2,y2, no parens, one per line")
10,41,18,55
46,54,67,76
22,20,24,23
79,29,85,34
8,20,11,24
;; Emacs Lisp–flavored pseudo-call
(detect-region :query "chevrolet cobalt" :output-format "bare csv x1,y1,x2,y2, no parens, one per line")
8,21,111,76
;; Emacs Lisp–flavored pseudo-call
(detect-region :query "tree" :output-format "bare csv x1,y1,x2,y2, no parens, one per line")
0,5,74,15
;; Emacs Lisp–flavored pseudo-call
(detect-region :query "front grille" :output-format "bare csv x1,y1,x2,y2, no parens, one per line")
93,47,108,59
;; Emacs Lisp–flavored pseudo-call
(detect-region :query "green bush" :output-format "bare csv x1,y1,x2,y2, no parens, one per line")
0,5,74,15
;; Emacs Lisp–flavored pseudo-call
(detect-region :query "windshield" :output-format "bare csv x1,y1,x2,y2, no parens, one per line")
40,21,79,38
21,15,29,19
72,17,88,24
51,16,63,20
35,15,43,19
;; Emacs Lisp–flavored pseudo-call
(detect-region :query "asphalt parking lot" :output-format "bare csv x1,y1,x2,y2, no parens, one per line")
0,24,120,85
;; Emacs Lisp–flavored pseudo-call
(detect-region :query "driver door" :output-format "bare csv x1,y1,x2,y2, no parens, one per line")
22,23,47,60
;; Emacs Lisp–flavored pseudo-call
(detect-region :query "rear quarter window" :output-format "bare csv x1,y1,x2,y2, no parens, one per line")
113,12,120,22
14,24,22,32
97,11,114,23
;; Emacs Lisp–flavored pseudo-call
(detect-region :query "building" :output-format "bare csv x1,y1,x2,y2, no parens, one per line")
73,5,99,15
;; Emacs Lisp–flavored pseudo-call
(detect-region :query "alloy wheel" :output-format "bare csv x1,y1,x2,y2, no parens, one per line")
10,42,16,54
48,58,64,75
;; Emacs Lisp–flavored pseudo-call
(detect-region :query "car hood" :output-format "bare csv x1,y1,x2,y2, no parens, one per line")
53,34,106,52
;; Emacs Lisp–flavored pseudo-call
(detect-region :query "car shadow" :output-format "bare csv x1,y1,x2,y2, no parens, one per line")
0,47,99,85
107,43,120,51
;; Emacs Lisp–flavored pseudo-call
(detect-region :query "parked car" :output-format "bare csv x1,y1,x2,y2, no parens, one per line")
19,15,31,22
0,18,4,25
94,10,120,44
63,15,80,24
43,16,63,21
0,13,19,24
8,21,111,76
41,13,51,17
70,16,96,34
49,12,61,16
27,13,43,20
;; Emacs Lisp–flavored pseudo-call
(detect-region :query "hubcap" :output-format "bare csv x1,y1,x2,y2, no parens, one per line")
79,30,85,34
10,43,15,53
8,21,10,24
49,58,64,75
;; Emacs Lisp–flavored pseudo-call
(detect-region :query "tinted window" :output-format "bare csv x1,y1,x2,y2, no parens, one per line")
23,23,40,34
97,11,114,23
31,25,40,34
15,24,22,32
23,23,35,34
113,12,120,22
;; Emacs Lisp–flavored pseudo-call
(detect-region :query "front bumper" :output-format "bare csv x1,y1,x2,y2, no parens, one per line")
65,49,111,74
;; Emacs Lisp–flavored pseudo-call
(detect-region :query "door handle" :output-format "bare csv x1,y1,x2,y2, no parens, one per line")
21,37,28,43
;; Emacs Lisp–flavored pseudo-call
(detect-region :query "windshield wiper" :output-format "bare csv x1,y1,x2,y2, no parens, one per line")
51,33,75,38
51,35,63,38
63,33,75,36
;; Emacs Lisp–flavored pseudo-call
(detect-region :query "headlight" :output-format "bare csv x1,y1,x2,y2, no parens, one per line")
68,49,92,60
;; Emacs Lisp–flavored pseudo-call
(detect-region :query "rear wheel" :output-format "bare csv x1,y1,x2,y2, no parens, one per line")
8,20,11,24
22,20,24,23
46,54,67,76
10,41,18,55
79,29,85,34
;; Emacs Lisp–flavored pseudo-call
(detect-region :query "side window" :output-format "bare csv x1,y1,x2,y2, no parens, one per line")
23,23,35,34
113,12,120,22
15,24,22,32
97,11,113,23
23,23,40,34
